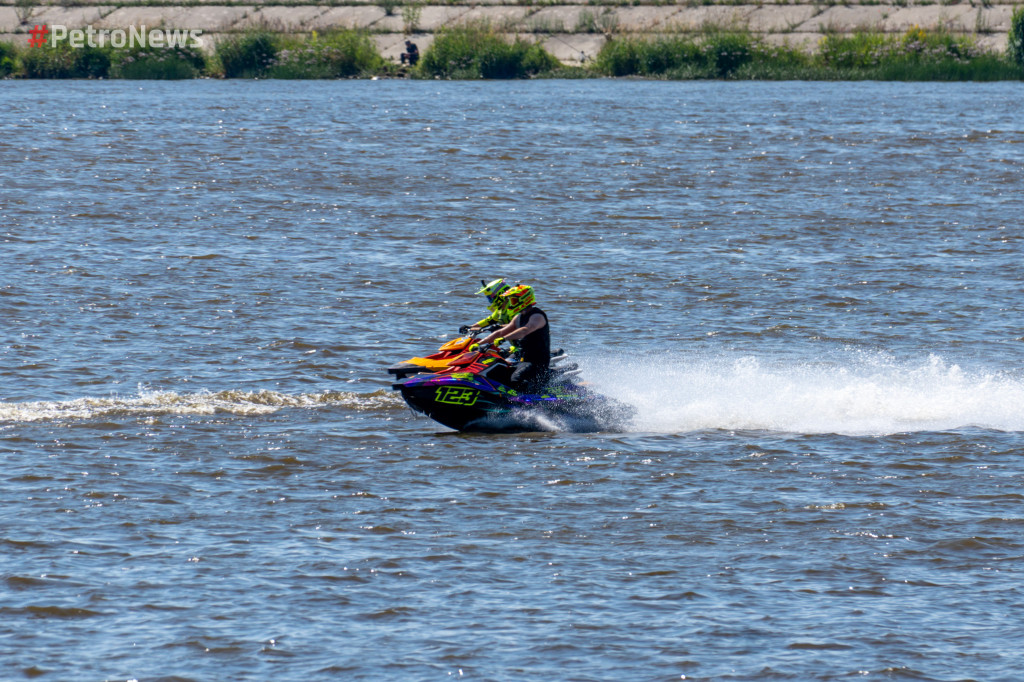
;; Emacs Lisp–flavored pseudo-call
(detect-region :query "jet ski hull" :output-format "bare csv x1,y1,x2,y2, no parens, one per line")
394,373,629,433
395,377,514,431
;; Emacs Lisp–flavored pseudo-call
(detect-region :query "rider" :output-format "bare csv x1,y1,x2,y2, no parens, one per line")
479,284,550,392
461,278,514,334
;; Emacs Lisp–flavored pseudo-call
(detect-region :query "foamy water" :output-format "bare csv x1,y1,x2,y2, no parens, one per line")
6,356,1019,436
0,388,403,423
584,351,1024,435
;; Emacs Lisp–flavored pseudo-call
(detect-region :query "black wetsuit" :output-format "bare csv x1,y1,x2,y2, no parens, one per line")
510,307,550,392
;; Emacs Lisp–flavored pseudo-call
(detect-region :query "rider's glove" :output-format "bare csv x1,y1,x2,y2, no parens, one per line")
458,325,470,335
468,344,480,352
494,337,504,346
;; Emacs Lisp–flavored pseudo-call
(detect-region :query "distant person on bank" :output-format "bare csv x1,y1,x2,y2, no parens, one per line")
401,41,419,66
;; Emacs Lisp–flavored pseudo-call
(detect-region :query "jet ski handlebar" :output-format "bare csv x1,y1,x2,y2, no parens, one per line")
465,340,512,359
457,323,502,336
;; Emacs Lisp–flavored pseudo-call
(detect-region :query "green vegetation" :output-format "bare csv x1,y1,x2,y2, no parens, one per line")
19,42,110,78
215,30,277,78
0,22,1021,80
269,31,385,78
816,26,1020,80
596,31,821,79
0,42,17,78
12,31,210,79
595,26,1022,80
417,23,560,78
213,29,384,78
110,48,205,80
110,32,207,79
1009,6,1024,71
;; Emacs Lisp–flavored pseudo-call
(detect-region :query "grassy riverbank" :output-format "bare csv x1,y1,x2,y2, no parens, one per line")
595,25,1022,80
3,11,1022,81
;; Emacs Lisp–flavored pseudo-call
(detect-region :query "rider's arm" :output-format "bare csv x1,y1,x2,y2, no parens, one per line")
480,319,517,345
501,312,545,342
469,311,496,331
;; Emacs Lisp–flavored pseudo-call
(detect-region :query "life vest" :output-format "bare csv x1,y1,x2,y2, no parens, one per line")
515,307,550,368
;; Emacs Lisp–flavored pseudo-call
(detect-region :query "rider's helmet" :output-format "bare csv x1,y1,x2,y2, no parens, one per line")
477,278,512,313
501,284,536,316
477,278,511,303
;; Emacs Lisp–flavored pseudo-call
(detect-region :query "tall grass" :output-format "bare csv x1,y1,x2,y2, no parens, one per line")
110,33,206,79
819,27,1020,80
215,30,277,78
596,26,1019,80
13,33,206,79
596,35,705,77
702,30,757,77
597,31,804,79
816,31,890,70
214,29,385,78
19,42,111,78
419,23,559,79
268,30,384,78
1008,6,1024,72
0,42,16,77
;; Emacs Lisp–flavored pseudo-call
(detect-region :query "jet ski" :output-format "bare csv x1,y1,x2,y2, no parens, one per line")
387,325,503,379
391,343,633,433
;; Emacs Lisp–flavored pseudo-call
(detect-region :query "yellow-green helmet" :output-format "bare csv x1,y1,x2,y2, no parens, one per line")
476,278,511,303
501,284,536,316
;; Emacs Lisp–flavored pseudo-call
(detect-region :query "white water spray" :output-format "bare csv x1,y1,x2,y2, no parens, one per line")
0,388,403,423
579,351,1024,436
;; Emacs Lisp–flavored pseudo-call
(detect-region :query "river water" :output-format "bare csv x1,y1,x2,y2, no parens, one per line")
2,79,1024,681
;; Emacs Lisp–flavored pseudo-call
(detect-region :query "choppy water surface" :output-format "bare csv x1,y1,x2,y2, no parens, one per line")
2,80,1024,681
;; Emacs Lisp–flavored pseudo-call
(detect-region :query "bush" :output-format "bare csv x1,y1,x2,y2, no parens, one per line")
818,27,976,71
20,42,111,78
0,41,17,77
419,23,559,79
480,40,558,78
596,33,763,78
593,38,642,77
596,36,704,77
1009,6,1024,72
216,30,277,78
817,31,891,70
730,43,813,80
815,26,1014,80
896,25,981,62
701,30,754,77
268,30,384,78
870,52,1019,81
111,34,206,79
597,36,706,77
595,27,1013,81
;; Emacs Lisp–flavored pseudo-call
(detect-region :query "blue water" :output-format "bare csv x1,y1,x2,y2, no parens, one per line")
2,79,1024,680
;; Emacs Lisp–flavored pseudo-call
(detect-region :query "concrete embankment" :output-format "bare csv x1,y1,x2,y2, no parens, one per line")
1,1,1018,64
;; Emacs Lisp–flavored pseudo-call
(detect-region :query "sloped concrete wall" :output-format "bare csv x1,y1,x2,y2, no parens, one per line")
1,1,1018,63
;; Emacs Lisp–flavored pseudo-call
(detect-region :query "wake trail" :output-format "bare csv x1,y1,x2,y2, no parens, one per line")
0,388,404,423
578,350,1024,436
